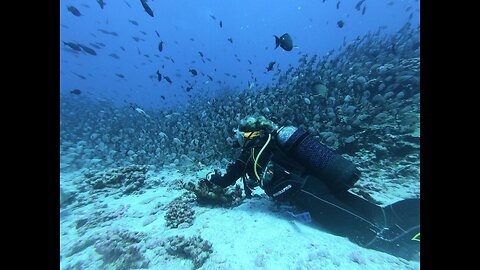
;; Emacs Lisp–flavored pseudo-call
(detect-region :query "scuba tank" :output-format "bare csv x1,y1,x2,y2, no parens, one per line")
275,126,360,193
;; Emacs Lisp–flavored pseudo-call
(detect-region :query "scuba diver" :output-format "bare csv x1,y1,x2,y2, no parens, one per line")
200,115,420,260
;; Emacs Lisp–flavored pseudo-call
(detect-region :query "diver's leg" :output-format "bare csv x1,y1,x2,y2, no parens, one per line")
290,176,381,245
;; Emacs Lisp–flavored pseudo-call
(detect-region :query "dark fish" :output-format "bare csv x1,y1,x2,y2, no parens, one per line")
206,58,212,62
408,13,413,20
224,73,231,76
144,54,150,58
155,30,160,37
388,1,394,6
355,0,365,11
81,4,90,8
198,51,204,57
158,41,163,52
97,0,106,9
61,24,69,29
274,33,293,51
201,58,205,63
156,70,162,81
78,44,97,55
164,76,172,84
160,95,165,100
70,89,81,95
186,86,193,92
227,38,233,43
219,21,223,28
337,20,345,28
207,75,213,81
98,29,118,36
140,31,147,35
389,43,397,55
129,20,139,26
89,43,102,49
120,46,125,51
189,38,195,41
189,69,198,76
67,6,82,16
336,1,340,10
248,60,252,65
140,0,154,17
362,6,366,15
73,73,87,80
124,1,131,8
116,74,125,78
109,53,120,59
63,41,81,51
133,36,144,42
266,61,276,71
210,15,216,20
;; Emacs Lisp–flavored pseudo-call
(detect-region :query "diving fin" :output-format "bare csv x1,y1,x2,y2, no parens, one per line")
366,198,420,261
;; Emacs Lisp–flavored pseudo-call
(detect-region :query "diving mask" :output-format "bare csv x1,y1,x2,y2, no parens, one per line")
233,128,262,146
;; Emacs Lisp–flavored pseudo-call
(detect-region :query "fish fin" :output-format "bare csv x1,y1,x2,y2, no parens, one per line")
274,35,280,49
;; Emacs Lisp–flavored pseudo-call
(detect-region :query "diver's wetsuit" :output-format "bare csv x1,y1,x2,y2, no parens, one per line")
210,126,420,260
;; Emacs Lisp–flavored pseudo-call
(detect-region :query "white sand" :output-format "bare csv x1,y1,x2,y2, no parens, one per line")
60,167,420,270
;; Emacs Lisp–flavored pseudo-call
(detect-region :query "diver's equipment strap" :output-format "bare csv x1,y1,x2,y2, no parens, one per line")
285,130,310,156
254,134,272,180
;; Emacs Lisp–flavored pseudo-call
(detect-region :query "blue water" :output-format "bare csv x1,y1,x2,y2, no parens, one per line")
60,0,419,109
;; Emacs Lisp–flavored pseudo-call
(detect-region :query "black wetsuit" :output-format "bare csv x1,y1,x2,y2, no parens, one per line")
210,126,420,260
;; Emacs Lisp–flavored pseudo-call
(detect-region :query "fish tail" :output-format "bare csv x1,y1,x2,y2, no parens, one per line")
274,35,280,49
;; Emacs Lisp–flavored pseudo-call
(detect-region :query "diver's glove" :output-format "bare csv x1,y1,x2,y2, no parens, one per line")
201,169,221,188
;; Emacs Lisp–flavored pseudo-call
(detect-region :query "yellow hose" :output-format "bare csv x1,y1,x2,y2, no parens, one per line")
254,134,271,180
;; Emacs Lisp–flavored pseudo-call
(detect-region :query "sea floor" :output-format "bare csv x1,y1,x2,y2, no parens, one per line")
60,161,420,270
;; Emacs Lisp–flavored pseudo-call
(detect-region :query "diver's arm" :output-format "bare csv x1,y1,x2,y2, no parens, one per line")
209,152,249,188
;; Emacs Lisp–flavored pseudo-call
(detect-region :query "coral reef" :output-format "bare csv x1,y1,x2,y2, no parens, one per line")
164,234,213,269
94,229,149,270
184,181,244,207
75,204,129,236
164,196,196,229
81,165,148,195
